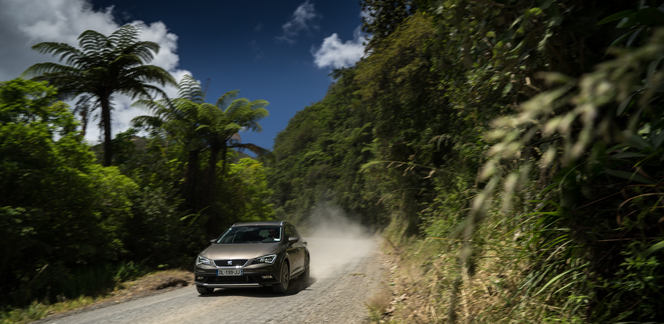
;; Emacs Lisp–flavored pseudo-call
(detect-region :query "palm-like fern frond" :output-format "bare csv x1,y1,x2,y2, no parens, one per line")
216,89,240,110
24,24,176,166
177,75,205,103
130,77,271,212
231,143,271,157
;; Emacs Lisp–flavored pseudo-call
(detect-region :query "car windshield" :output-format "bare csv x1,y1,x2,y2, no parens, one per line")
215,226,282,244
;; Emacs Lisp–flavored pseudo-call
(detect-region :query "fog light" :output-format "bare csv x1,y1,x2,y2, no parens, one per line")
261,275,273,279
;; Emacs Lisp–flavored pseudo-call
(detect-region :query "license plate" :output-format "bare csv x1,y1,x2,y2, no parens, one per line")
217,268,242,276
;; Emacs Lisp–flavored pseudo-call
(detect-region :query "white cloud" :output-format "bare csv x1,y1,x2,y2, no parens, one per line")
312,27,366,69
276,0,319,44
0,0,190,145
360,7,374,24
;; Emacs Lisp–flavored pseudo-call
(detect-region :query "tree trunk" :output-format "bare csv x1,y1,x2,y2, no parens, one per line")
203,143,222,236
219,144,228,188
184,148,201,211
100,94,113,167
205,143,222,208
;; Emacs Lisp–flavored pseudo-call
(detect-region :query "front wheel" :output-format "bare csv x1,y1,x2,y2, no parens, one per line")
302,255,310,285
196,285,214,295
272,262,290,294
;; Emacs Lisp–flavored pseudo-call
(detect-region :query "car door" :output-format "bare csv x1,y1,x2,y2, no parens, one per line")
285,225,303,273
291,225,307,269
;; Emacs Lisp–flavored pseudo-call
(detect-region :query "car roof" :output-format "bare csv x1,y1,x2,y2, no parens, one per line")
231,221,289,227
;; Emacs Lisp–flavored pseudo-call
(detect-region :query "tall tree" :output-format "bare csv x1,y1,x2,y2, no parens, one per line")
198,91,269,235
23,24,176,166
132,75,269,215
198,90,270,188
133,75,207,211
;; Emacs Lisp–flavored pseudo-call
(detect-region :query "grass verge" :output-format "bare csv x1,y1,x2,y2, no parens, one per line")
367,215,589,323
0,269,192,324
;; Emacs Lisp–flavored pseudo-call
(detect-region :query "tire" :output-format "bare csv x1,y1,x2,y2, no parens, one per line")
272,262,290,294
302,255,310,285
196,285,214,295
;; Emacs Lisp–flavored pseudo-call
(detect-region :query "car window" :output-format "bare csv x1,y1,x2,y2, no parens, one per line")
285,225,299,239
216,226,281,243
259,227,281,242
290,225,302,238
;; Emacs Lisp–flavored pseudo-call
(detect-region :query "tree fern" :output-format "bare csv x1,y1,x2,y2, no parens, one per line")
23,24,176,166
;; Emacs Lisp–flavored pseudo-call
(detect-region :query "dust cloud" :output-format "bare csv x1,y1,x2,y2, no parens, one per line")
302,204,378,279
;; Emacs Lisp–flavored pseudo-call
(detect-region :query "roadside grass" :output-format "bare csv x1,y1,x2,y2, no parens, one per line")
370,212,588,323
0,269,192,324
367,284,393,323
0,296,95,324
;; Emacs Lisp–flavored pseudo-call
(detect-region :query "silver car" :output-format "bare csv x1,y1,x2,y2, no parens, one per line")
194,221,310,294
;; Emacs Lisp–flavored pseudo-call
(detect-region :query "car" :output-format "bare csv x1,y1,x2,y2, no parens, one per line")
194,221,310,295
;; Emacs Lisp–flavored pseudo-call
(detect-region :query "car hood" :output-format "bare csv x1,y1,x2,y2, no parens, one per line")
200,243,281,260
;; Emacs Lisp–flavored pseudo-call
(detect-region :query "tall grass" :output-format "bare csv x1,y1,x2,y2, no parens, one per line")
377,202,593,323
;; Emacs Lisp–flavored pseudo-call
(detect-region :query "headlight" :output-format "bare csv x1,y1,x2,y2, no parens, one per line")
253,254,277,264
197,255,212,266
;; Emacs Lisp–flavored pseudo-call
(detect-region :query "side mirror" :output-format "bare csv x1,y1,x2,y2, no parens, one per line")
288,237,299,244
210,239,216,243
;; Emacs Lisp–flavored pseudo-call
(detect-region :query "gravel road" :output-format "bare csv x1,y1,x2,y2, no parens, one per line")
37,236,386,324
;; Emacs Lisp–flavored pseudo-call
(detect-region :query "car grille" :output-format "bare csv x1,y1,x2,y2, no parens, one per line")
214,259,248,267
206,276,257,284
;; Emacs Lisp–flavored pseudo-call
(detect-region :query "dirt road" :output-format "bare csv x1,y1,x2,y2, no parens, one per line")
37,237,385,324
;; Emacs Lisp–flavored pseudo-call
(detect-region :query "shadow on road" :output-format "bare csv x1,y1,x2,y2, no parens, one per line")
197,276,317,298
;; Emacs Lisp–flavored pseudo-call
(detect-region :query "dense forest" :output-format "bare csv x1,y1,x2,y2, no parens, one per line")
2,0,664,322
269,0,664,322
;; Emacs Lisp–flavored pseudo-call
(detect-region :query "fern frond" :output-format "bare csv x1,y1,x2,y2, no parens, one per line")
216,90,240,109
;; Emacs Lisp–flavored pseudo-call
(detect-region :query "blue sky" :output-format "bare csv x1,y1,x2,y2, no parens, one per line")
0,0,367,151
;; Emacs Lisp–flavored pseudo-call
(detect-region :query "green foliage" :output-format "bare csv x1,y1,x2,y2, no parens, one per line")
132,74,270,237
24,24,176,166
3,28,275,314
419,173,476,239
271,1,664,322
123,185,191,266
360,0,418,51
473,24,664,322
269,70,387,228
599,2,664,48
217,158,275,224
43,261,148,305
0,79,141,306
7,2,664,321
355,13,452,234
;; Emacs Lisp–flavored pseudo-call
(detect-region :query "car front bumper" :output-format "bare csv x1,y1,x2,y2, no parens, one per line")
194,262,281,288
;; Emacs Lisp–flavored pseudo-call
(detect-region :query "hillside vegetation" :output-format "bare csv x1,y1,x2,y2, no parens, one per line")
268,0,664,322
